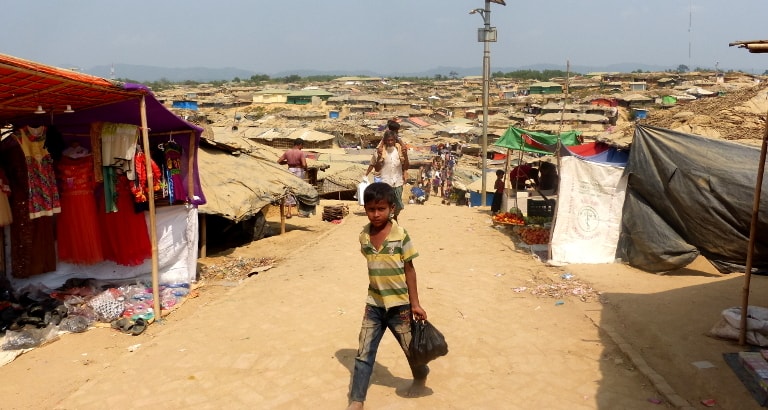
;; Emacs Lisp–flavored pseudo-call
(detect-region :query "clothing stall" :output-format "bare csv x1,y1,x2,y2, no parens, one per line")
0,53,206,321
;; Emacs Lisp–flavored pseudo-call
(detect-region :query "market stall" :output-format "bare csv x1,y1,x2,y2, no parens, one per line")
0,53,206,340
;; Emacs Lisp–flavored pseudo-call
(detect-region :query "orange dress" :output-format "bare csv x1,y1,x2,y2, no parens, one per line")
56,155,104,264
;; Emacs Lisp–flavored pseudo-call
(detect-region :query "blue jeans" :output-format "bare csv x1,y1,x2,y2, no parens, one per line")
349,304,429,402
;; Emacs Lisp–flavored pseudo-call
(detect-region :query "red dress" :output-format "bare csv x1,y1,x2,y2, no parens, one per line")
100,172,152,266
56,155,104,264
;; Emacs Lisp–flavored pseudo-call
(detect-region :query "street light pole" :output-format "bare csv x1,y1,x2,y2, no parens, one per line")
471,0,505,207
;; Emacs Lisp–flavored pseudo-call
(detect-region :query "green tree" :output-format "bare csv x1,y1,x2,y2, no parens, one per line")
677,64,689,73
250,74,271,83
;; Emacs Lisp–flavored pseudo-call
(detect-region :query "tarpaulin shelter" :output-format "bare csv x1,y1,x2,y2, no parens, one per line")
559,141,630,167
0,53,207,317
619,125,768,273
493,126,582,155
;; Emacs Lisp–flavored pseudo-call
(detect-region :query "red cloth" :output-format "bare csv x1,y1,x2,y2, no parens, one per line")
56,156,104,264
565,141,610,157
99,175,151,266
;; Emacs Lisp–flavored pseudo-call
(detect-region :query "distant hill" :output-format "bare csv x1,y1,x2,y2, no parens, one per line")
86,64,256,83
83,62,704,83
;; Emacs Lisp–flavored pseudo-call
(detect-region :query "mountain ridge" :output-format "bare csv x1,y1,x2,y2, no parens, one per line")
85,62,714,83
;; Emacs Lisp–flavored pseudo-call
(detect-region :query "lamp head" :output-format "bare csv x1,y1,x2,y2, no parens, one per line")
469,8,483,14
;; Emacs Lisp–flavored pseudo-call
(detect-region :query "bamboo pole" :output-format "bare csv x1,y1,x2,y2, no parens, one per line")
547,60,571,261
738,106,768,345
503,148,512,212
280,197,287,235
199,214,207,258
140,95,163,321
187,130,196,203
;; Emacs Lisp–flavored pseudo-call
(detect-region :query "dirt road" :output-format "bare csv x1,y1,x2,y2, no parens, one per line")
0,198,764,409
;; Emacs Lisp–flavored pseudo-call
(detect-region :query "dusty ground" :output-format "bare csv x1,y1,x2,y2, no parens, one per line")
0,197,766,409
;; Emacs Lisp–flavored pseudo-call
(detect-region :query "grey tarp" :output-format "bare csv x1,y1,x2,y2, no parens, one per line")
619,125,768,273
197,146,318,222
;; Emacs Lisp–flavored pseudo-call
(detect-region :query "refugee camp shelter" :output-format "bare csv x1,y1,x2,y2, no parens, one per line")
527,82,564,95
619,125,768,274
286,89,334,105
0,53,206,300
252,89,291,104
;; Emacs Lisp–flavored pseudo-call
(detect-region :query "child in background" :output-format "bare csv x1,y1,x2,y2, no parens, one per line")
347,182,429,409
491,169,505,214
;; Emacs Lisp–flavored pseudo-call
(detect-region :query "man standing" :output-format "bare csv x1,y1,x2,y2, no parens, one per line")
365,130,408,220
277,138,307,218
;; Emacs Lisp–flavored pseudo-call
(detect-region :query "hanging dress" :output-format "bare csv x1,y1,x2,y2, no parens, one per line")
0,134,57,277
0,168,13,226
99,171,152,266
16,125,61,218
163,141,187,204
131,147,161,207
56,154,104,265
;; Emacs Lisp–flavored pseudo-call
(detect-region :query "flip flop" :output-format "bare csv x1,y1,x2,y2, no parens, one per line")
129,318,147,336
111,317,134,332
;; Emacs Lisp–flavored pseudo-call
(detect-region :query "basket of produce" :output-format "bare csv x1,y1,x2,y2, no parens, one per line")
492,212,525,226
524,215,552,225
517,225,551,244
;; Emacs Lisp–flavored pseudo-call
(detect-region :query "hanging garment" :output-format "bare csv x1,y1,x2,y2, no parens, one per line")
163,141,187,203
131,148,161,204
56,155,104,265
16,125,61,219
0,168,13,226
100,122,138,180
90,122,104,182
0,135,56,278
99,174,151,266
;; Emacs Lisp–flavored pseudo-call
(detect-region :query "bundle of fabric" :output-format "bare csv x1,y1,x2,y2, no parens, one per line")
322,204,349,222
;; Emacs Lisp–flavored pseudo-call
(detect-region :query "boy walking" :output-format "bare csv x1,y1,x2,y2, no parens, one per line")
347,182,429,409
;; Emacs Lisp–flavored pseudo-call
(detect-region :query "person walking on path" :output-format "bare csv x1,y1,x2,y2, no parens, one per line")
277,138,308,218
347,182,429,409
364,130,408,220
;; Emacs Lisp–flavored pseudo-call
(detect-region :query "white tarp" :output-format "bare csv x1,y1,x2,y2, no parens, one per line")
550,156,627,264
8,206,198,292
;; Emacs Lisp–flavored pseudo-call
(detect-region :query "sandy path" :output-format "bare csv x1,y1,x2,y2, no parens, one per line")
0,198,764,409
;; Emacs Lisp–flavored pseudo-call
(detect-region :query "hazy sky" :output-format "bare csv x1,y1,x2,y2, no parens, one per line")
4,0,768,75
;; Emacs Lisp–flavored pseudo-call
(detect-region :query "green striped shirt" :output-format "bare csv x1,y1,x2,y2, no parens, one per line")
359,220,419,309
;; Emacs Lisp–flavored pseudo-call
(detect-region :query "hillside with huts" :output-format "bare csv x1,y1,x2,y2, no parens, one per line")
155,69,768,244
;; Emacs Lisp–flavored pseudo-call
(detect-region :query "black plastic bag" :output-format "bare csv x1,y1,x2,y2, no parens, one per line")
409,319,448,366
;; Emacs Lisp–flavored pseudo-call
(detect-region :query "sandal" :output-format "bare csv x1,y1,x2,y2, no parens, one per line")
129,318,147,336
111,317,134,333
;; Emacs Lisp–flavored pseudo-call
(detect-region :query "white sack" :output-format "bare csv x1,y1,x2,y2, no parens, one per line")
550,156,627,264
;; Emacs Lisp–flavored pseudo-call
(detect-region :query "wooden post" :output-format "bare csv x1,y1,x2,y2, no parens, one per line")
187,130,195,203
140,95,163,320
280,197,286,235
199,213,207,258
739,107,768,345
503,148,512,211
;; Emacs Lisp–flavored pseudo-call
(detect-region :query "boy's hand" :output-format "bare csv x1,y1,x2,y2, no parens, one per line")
411,305,427,321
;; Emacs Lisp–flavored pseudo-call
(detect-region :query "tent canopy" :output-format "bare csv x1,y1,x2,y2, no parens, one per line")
0,52,206,204
0,53,143,124
494,126,582,155
619,125,768,273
